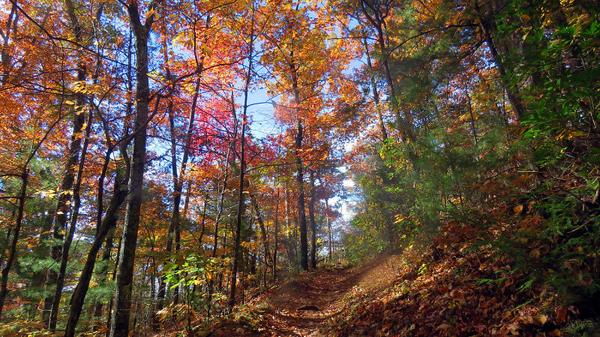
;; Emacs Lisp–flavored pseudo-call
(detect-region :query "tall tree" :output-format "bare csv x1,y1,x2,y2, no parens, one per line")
229,0,256,308
110,1,158,335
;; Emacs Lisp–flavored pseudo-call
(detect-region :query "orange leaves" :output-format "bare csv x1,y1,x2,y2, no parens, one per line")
518,214,544,230
513,204,524,215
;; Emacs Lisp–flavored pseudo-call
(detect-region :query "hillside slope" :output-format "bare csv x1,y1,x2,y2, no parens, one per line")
204,229,599,337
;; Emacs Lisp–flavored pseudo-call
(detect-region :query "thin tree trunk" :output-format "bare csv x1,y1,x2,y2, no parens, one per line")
476,7,525,121
197,197,208,248
48,108,93,330
273,189,280,280
93,226,114,321
360,0,414,140
64,166,128,337
0,1,18,86
308,171,318,270
110,3,154,336
43,2,88,325
289,54,309,271
105,227,121,333
362,34,387,141
43,68,86,328
325,199,332,261
284,183,297,267
249,191,271,283
229,7,255,308
206,147,231,318
295,118,308,271
229,113,246,309
0,170,28,319
466,92,478,145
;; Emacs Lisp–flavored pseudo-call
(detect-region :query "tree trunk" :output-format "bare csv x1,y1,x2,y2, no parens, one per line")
229,116,246,309
362,34,387,141
206,146,231,318
466,92,478,145
308,171,318,270
283,183,298,267
93,226,114,321
249,191,271,284
325,199,332,261
48,108,92,330
477,10,525,121
0,170,28,319
43,0,88,324
360,0,414,140
289,54,309,271
229,7,255,308
273,189,280,280
109,3,154,336
0,1,18,86
64,166,128,337
295,118,308,271
43,70,86,328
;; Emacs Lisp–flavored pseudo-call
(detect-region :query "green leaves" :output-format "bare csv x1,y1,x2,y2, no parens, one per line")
163,253,220,289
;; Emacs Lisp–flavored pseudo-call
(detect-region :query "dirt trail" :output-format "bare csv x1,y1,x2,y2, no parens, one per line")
259,267,358,336
207,255,402,337
254,255,403,337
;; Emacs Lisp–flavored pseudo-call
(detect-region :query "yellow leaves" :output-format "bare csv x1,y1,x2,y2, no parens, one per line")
394,214,408,224
241,241,259,250
37,189,57,199
458,111,478,123
145,7,156,22
555,129,585,141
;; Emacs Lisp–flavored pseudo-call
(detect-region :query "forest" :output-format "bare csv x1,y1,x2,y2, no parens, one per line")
0,0,598,336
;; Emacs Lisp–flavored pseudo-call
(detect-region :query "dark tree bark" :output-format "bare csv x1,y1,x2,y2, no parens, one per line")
360,0,415,140
273,189,280,280
43,0,87,325
48,107,93,331
206,146,231,318
229,109,246,309
250,190,271,286
93,225,114,320
109,2,156,336
283,183,298,267
229,6,255,308
362,33,388,141
0,1,18,86
288,51,309,271
475,2,526,121
325,199,332,261
466,92,478,145
43,68,86,328
294,117,308,271
64,164,128,337
308,171,318,270
0,170,27,319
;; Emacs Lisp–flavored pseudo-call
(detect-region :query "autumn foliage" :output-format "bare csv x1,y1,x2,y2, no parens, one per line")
0,0,599,336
